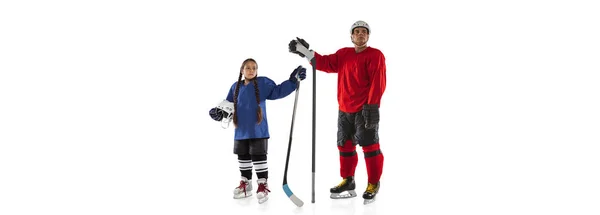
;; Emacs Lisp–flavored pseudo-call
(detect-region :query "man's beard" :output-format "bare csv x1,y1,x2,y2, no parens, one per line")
353,40,367,47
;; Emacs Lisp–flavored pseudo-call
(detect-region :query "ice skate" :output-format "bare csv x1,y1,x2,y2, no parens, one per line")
362,181,380,205
256,178,270,204
330,176,357,199
233,177,253,199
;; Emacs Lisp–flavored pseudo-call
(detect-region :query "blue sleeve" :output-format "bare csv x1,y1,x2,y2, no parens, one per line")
226,82,236,102
264,78,297,100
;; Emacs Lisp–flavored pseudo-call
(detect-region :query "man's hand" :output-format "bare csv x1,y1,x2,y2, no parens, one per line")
362,104,379,129
288,37,314,61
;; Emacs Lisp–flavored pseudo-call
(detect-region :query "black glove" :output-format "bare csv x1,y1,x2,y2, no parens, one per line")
209,107,224,121
362,104,379,129
289,65,307,83
288,37,310,57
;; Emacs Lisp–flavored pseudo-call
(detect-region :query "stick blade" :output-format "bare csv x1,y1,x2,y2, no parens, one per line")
282,184,304,207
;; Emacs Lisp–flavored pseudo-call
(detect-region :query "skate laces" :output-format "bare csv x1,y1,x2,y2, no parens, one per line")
237,180,248,191
366,183,377,194
335,178,348,188
257,183,270,193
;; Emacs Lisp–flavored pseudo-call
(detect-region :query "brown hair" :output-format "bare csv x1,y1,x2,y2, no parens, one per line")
233,58,263,127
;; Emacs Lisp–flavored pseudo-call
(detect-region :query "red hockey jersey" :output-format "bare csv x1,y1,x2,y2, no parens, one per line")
313,46,386,113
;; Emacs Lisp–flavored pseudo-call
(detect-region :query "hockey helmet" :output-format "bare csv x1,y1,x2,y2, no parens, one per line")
216,100,235,129
350,20,370,34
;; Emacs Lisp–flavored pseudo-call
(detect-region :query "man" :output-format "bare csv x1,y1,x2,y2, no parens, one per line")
288,20,386,204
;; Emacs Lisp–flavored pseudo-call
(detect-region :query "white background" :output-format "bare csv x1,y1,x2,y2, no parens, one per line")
1,0,599,215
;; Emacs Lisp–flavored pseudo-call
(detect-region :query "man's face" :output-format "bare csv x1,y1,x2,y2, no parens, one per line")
351,27,369,47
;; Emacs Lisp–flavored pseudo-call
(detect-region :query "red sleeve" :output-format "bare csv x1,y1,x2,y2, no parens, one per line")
367,51,386,106
313,51,339,73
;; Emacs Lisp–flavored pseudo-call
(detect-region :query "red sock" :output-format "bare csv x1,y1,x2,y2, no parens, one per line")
338,140,358,178
363,143,384,184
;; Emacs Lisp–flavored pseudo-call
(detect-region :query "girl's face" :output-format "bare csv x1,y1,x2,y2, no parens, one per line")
242,61,257,79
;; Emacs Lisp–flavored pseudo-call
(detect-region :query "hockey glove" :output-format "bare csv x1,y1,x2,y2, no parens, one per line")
288,37,314,61
362,104,380,129
289,65,307,84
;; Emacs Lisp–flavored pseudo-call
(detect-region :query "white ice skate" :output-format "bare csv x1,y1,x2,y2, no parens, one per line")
362,182,380,205
256,178,270,204
233,177,253,199
330,177,358,199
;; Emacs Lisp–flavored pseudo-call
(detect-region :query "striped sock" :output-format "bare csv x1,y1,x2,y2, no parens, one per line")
251,154,268,179
238,154,252,180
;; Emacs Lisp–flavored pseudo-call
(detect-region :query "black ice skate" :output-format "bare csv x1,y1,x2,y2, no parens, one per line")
362,181,380,205
330,176,357,199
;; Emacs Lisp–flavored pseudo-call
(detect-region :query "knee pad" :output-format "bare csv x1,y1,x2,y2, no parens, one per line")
362,143,382,158
338,140,357,156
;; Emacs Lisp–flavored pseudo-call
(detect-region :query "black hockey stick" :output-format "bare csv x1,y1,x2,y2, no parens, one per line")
282,72,304,207
311,57,316,204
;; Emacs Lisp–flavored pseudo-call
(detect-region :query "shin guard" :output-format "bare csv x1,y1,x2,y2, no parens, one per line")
363,143,384,184
338,140,358,178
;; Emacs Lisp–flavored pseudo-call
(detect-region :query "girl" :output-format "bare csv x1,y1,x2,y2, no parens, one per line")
209,58,306,204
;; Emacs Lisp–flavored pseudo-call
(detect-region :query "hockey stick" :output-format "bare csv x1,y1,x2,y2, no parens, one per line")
311,57,316,204
282,72,304,207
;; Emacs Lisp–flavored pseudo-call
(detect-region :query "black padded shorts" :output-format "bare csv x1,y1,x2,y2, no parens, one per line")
234,138,268,155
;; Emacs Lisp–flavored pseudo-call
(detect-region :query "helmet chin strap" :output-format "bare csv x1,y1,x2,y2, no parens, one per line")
353,40,368,52
221,116,232,129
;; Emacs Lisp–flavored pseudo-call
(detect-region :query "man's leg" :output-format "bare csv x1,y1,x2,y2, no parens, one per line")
330,110,358,199
355,113,384,203
362,143,384,184
337,110,358,178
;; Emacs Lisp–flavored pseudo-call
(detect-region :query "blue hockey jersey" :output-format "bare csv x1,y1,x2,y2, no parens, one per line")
226,76,297,140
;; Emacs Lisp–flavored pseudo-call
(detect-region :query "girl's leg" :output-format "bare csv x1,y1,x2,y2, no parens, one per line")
249,138,270,203
238,154,252,180
233,140,253,199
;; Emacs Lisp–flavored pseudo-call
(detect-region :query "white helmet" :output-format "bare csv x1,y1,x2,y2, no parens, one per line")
216,100,235,129
350,20,370,34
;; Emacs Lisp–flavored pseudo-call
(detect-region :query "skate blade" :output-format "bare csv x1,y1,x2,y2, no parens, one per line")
363,198,376,205
258,196,269,204
330,190,357,199
233,192,252,199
